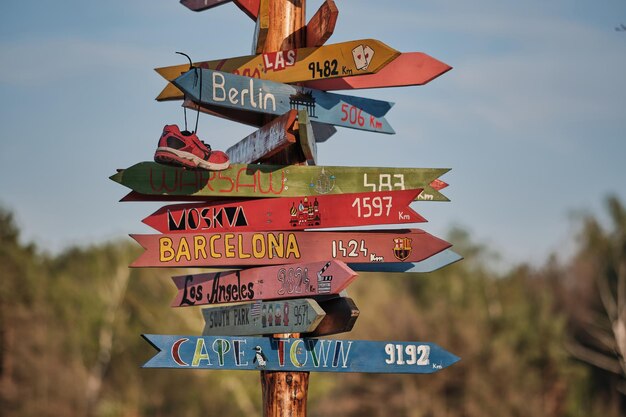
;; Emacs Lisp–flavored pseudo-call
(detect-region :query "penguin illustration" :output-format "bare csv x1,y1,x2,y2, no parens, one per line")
253,346,268,369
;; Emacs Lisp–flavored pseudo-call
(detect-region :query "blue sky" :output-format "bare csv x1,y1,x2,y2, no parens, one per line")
1,0,625,268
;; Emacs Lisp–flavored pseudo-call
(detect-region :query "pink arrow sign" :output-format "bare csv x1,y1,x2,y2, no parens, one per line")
171,260,357,307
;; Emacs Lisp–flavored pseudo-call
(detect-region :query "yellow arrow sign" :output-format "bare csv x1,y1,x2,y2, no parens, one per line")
155,39,400,101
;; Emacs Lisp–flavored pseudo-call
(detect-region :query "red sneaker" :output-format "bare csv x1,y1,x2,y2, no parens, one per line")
154,124,230,171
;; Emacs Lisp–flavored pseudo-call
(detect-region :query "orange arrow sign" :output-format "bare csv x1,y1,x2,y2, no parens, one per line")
155,39,400,101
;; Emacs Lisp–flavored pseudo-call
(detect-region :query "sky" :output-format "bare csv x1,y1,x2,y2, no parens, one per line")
0,0,625,269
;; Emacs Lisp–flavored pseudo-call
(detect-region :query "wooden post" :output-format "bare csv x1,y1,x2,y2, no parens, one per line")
251,0,309,164
259,1,309,416
262,369,309,416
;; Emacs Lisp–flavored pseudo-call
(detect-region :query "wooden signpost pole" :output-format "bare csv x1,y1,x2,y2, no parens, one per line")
259,1,309,416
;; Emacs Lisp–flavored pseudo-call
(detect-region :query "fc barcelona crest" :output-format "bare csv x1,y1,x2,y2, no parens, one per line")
393,237,412,261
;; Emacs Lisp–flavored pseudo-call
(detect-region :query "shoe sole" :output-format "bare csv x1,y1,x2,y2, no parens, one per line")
155,147,230,171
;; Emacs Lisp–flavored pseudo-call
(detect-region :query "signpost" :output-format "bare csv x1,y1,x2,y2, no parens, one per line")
130,228,452,268
142,189,426,234
201,298,326,336
169,260,358,307
142,334,460,373
110,162,449,201
172,68,396,134
109,1,460,415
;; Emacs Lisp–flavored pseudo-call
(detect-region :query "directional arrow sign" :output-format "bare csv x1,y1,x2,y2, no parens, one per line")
130,229,451,268
183,99,338,143
308,297,359,337
349,249,463,274
142,190,426,234
156,39,399,101
306,0,338,47
170,260,357,307
180,0,259,19
226,110,298,164
202,298,325,336
172,68,395,134
142,334,460,373
110,162,449,201
304,52,452,91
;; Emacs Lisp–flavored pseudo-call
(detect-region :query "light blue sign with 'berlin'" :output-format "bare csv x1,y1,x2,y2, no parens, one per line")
173,68,395,134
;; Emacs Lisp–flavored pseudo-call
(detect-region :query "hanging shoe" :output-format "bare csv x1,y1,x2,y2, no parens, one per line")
154,124,230,171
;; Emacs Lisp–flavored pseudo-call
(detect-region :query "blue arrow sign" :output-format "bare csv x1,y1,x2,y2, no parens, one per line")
172,68,395,134
142,334,459,374
349,249,463,273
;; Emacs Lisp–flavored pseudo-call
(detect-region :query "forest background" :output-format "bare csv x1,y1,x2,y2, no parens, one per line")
2,196,626,417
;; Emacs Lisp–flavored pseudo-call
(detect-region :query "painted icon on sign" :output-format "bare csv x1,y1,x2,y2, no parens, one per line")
393,237,412,261
352,44,375,70
289,197,321,227
253,346,268,369
309,167,336,194
317,261,333,294
289,89,316,117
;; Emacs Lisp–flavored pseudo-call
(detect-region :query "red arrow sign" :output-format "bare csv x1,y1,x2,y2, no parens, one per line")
170,260,357,307
303,52,452,91
142,189,426,234
130,229,451,268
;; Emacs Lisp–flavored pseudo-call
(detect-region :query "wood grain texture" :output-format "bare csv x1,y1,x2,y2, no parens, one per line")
307,297,359,337
260,0,305,53
261,370,308,416
226,110,298,164
306,0,338,47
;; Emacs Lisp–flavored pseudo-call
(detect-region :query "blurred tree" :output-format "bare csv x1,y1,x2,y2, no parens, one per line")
562,196,626,413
